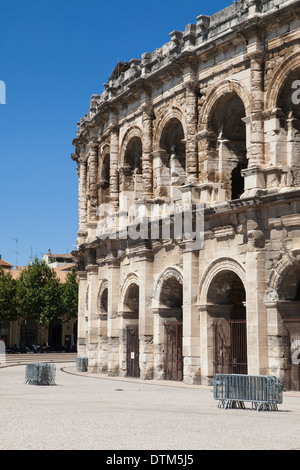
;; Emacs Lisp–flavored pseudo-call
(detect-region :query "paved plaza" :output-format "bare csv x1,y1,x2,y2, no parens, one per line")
0,362,299,450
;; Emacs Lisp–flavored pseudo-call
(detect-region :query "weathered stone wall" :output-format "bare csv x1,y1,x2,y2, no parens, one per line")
72,0,300,388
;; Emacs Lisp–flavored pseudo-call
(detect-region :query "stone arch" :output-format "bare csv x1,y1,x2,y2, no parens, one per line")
199,79,251,130
267,249,300,301
153,106,187,152
152,266,183,381
97,279,108,313
99,145,110,203
120,126,143,198
199,257,247,375
153,266,183,309
265,53,300,175
120,273,140,313
199,80,250,199
153,109,186,196
265,52,300,113
120,125,143,166
198,257,246,306
119,273,140,378
266,249,300,390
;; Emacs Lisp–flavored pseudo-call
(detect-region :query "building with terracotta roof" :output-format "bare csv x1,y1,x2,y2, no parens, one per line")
0,254,77,352
0,256,13,270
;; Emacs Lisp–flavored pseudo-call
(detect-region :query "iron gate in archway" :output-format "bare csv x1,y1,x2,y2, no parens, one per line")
126,325,140,378
282,319,300,391
213,319,247,375
165,322,183,381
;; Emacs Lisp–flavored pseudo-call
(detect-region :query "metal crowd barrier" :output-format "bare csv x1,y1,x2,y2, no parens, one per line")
25,363,56,385
76,356,88,372
213,374,283,411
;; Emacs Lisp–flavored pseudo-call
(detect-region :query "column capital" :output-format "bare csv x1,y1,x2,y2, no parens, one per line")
77,270,87,281
86,264,98,275
108,121,119,133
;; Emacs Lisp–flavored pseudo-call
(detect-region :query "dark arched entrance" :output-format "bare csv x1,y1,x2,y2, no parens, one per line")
208,270,247,374
208,92,247,200
159,276,183,381
123,283,140,378
277,263,300,390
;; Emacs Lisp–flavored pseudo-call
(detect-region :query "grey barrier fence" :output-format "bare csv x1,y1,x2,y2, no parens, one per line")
77,357,88,372
213,373,283,411
25,363,56,385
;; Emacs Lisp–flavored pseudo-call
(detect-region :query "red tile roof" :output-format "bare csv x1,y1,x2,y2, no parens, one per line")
0,259,13,268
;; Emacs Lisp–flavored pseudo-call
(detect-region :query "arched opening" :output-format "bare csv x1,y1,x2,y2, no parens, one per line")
121,136,143,203
208,92,247,199
20,319,38,351
275,67,300,179
123,282,140,378
208,270,247,374
159,275,183,381
99,153,110,204
99,287,108,313
277,263,300,390
154,118,186,197
98,285,108,373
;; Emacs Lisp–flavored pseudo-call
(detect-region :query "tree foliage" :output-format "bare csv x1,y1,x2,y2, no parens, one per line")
0,258,78,328
16,258,63,325
60,268,78,320
0,268,18,321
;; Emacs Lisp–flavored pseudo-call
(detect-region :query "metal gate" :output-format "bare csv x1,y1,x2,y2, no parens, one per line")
165,322,183,381
213,319,247,375
283,319,300,391
126,325,140,378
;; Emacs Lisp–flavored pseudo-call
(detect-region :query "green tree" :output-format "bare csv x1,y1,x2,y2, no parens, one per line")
60,268,78,319
0,268,18,321
16,258,63,328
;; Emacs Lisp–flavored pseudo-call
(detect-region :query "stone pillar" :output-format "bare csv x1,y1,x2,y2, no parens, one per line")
152,309,166,380
142,104,154,197
245,247,268,375
152,149,170,197
248,50,264,167
77,271,88,358
198,305,215,383
242,43,266,194
265,300,286,378
87,140,99,241
136,247,154,380
78,156,88,244
182,247,201,384
185,80,198,183
107,253,120,376
109,124,120,210
98,312,108,374
118,312,128,377
88,140,99,222
86,265,99,373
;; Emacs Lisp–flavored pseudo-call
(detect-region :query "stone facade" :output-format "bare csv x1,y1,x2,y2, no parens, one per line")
72,0,300,389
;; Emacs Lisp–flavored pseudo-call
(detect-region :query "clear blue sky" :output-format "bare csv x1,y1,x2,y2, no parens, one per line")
0,0,231,267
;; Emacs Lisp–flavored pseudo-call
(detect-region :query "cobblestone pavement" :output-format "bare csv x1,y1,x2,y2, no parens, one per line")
0,363,299,450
